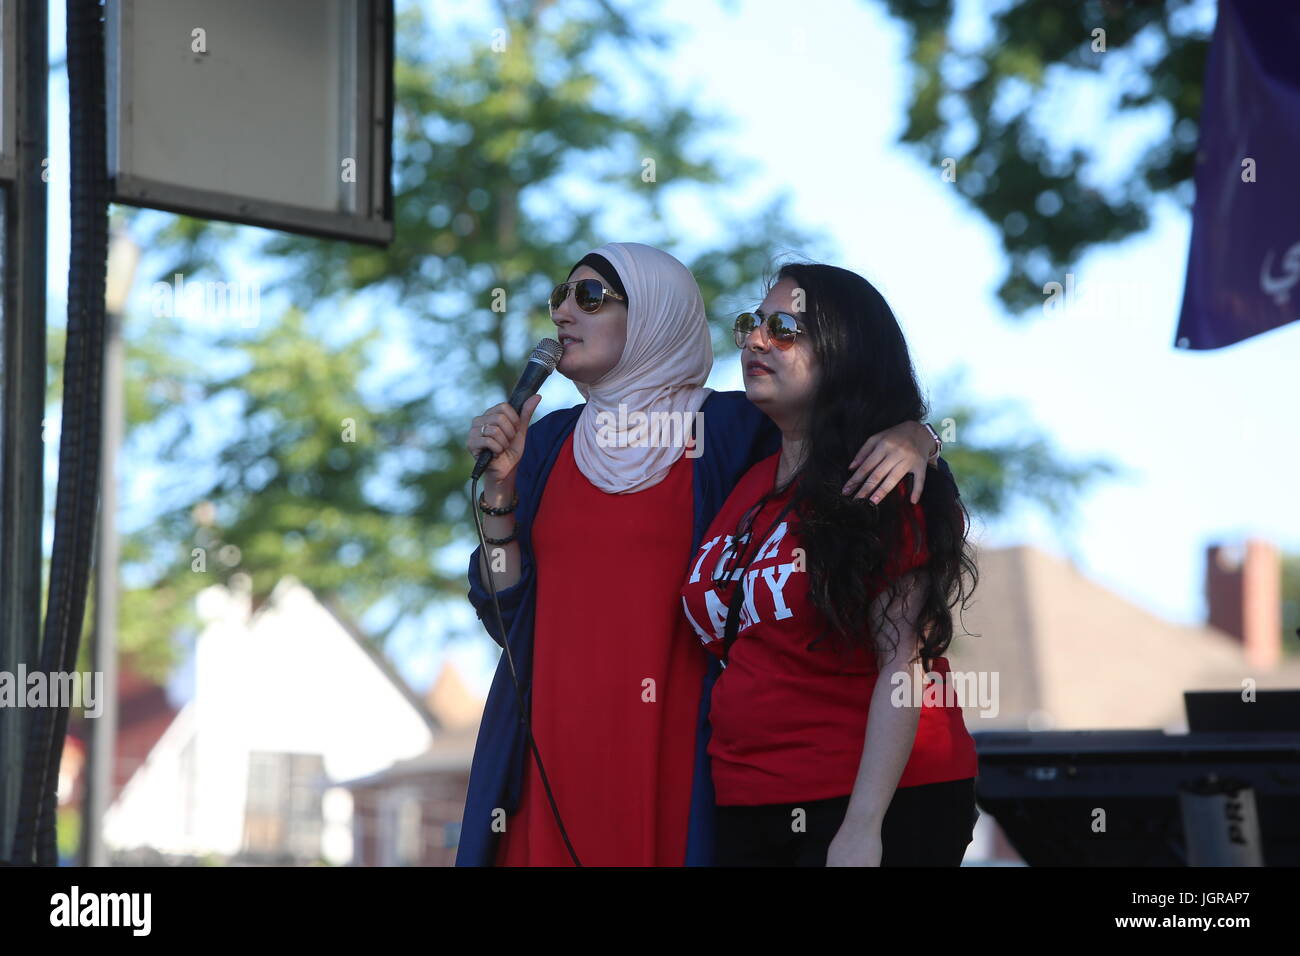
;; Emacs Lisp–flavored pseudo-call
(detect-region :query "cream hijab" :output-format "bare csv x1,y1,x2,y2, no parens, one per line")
570,242,713,494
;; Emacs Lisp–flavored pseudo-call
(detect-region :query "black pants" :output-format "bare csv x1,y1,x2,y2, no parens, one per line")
714,777,978,867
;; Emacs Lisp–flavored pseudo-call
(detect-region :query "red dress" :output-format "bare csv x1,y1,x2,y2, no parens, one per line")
496,433,705,866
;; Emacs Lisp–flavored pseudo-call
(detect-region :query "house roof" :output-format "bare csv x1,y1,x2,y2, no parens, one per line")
424,661,482,731
105,576,444,800
274,577,443,739
336,663,486,788
947,545,1300,732
335,724,481,788
66,661,179,804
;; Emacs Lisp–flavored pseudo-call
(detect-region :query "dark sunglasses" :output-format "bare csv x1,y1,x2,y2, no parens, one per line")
733,310,804,349
549,278,627,314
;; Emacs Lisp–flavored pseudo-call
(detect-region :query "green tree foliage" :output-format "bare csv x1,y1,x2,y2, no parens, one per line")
116,1,819,654
879,0,1212,311
99,0,1108,668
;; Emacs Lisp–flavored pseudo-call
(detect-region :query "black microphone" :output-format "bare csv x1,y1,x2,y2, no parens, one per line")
472,338,565,481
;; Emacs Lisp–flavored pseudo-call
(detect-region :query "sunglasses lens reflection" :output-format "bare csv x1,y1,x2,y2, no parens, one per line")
734,312,798,349
574,279,604,312
551,279,611,313
732,313,756,347
769,314,798,339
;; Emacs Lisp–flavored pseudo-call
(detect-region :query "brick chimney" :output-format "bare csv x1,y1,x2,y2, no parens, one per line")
1205,540,1282,670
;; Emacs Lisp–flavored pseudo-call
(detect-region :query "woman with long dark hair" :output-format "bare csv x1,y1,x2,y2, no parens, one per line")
680,262,980,866
457,244,949,866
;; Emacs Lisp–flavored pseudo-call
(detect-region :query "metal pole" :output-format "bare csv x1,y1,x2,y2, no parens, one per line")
80,227,134,867
81,307,120,866
0,0,49,866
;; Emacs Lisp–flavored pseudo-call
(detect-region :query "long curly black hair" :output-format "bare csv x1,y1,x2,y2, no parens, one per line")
752,262,977,670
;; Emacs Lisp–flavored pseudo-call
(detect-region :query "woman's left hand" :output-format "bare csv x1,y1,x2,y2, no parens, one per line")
826,818,883,867
843,421,935,504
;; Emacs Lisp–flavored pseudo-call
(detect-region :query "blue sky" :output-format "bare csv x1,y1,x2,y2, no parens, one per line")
41,0,1299,698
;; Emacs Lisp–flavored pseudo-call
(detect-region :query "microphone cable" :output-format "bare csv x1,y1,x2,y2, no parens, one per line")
469,473,582,866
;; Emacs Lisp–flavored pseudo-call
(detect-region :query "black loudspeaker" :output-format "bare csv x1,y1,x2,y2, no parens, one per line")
973,691,1300,866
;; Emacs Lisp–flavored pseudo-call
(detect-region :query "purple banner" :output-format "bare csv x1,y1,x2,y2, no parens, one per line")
1176,0,1300,350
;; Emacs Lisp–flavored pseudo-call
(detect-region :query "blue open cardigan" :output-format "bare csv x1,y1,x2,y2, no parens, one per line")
455,389,781,866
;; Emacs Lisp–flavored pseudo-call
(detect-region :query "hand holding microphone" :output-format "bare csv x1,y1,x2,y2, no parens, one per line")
467,338,564,490
468,395,542,490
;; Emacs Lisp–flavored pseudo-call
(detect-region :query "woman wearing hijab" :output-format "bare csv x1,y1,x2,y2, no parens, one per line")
456,243,945,866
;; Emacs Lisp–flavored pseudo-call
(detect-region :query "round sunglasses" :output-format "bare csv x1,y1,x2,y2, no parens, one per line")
549,278,627,314
733,310,804,350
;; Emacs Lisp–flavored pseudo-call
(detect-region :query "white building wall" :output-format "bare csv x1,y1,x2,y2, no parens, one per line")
102,702,197,854
105,575,434,860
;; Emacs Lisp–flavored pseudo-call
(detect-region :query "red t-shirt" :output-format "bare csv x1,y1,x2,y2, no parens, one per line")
680,452,978,806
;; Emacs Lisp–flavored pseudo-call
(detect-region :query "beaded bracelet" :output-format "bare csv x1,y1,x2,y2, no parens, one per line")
483,528,518,546
478,490,518,516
